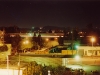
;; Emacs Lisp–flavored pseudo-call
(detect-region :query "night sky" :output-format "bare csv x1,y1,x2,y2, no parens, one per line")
0,0,100,28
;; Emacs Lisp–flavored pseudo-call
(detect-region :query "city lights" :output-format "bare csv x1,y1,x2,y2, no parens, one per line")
0,69,22,75
90,37,96,47
23,40,29,44
1,1,100,75
45,38,49,42
75,55,80,61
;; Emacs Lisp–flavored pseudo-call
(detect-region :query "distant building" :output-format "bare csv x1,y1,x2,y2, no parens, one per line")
77,46,100,56
0,61,38,75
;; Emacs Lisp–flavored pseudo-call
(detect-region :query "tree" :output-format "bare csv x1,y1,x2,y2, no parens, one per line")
5,25,20,33
73,28,79,40
58,36,64,45
32,32,44,50
4,33,21,54
11,34,21,49
37,33,43,49
32,32,38,50
4,33,11,44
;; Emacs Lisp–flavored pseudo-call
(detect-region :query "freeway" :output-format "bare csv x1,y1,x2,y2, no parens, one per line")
18,48,77,58
19,53,76,58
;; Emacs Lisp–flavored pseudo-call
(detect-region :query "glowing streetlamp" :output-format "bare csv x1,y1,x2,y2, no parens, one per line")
91,37,95,47
45,38,49,42
90,37,96,58
74,55,83,68
48,70,51,75
22,39,30,53
75,55,80,61
23,40,29,44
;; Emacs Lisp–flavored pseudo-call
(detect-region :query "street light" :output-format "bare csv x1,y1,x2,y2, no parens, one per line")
90,37,96,58
74,55,83,69
23,40,29,44
45,38,49,42
7,55,9,75
75,55,80,61
91,37,95,47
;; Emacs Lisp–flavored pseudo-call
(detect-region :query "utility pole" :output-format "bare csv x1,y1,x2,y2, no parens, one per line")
71,28,74,55
18,54,20,75
7,55,9,75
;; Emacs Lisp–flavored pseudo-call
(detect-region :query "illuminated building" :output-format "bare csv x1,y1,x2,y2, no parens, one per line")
0,61,42,75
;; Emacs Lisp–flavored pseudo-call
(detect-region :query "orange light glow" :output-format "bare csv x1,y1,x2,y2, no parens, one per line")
45,38,49,41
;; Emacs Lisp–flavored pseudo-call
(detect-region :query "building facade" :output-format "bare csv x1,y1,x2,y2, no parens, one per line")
77,46,100,56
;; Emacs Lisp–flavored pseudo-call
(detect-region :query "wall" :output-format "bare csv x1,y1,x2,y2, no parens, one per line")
77,46,100,56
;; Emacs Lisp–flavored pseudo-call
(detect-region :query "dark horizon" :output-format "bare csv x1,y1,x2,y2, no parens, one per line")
0,0,100,28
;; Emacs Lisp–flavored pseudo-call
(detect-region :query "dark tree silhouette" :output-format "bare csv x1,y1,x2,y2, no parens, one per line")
32,32,38,50
37,33,43,49
58,36,64,45
32,32,44,50
5,25,20,33
4,33,11,44
73,28,79,41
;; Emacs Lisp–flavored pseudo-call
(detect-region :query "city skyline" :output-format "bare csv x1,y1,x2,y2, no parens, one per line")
0,0,100,28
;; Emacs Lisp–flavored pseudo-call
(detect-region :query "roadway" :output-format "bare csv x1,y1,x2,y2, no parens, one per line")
19,53,76,58
67,56,100,74
19,48,77,58
9,52,100,75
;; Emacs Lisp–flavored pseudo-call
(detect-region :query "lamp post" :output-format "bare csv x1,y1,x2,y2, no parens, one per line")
90,37,95,58
74,55,83,69
7,55,9,75
18,54,20,75
22,39,29,53
91,37,95,47
71,30,73,55
75,55,80,61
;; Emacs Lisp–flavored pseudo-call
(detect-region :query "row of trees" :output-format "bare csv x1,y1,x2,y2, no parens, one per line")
3,32,64,52
0,24,100,52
